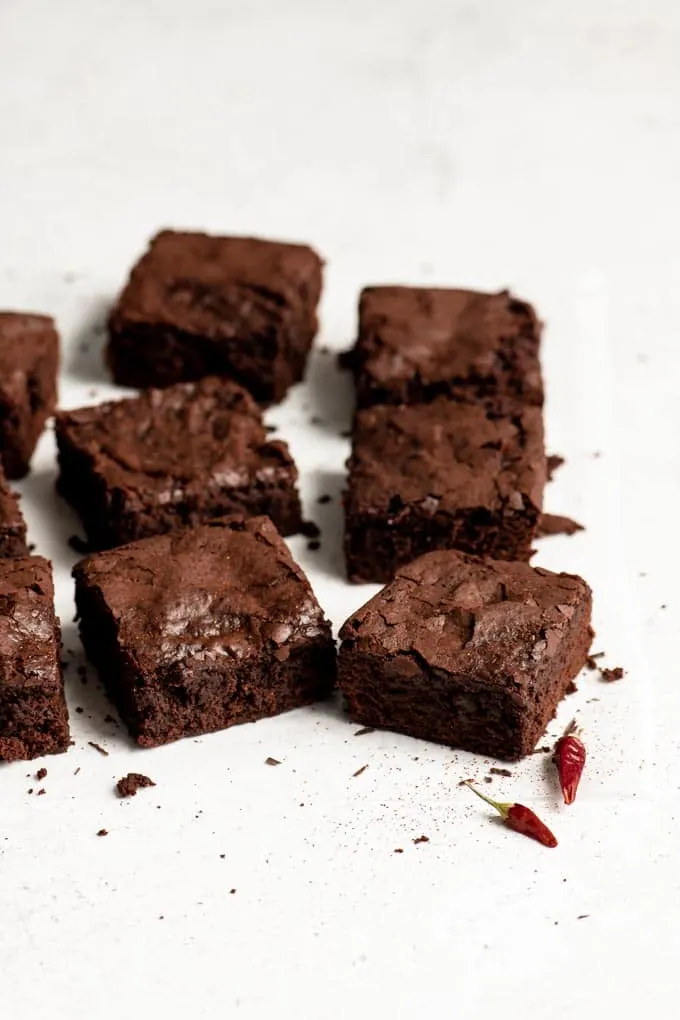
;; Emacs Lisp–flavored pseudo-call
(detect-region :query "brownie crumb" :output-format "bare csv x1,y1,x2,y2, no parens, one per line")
96,828,108,837
73,767,81,775
484,776,493,783
307,540,321,551
300,520,321,539
27,788,33,794
354,726,375,736
264,424,278,434
566,680,578,695
393,848,404,854
229,888,236,894
88,741,109,756
116,773,156,798
317,494,332,505
577,914,590,920
490,767,513,777
531,745,552,755
546,454,565,481
28,542,36,553
75,706,84,714
36,767,47,781
68,534,91,555
37,788,46,796
586,652,605,670
413,835,429,845
600,666,625,682
536,513,584,537
352,764,368,778
265,757,281,766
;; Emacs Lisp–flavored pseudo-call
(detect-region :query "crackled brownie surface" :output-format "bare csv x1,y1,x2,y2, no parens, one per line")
73,517,336,747
338,550,592,760
107,230,323,403
351,286,543,409
56,376,302,549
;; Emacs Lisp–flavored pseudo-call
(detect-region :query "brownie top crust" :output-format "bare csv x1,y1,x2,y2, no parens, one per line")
0,468,24,532
347,397,545,515
0,312,58,373
56,377,296,494
339,550,591,689
355,286,542,404
0,556,59,689
112,230,323,333
73,517,331,673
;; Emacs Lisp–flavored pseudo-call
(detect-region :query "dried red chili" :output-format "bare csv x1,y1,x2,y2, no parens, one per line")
464,782,558,848
554,720,586,805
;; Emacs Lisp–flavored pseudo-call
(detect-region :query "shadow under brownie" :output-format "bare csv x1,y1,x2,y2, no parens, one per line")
0,464,28,558
338,550,593,760
56,376,302,550
344,397,546,583
73,516,336,748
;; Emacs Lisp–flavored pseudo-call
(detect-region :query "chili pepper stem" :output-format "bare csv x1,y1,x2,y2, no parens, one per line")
462,780,511,819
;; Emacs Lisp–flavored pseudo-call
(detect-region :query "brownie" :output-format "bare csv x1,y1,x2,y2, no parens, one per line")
0,556,70,762
338,550,593,760
0,466,28,558
73,516,336,748
107,230,323,404
0,312,59,478
344,397,545,583
55,376,302,550
349,286,543,409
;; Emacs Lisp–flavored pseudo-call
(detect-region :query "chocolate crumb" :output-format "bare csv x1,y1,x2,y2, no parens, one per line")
484,776,493,783
577,914,590,920
317,494,332,504
75,706,84,714
37,788,46,796
537,513,584,538
600,666,625,682
96,829,108,837
230,888,236,894
586,652,605,670
264,424,278,434
88,741,109,756
546,454,565,481
219,854,225,859
490,767,512,777
531,745,551,754
27,788,33,794
393,848,404,854
566,680,578,695
354,726,375,736
265,757,281,766
299,520,321,539
73,768,81,775
68,535,91,555
36,768,47,781
307,540,321,551
352,764,368,778
28,542,36,553
116,773,156,798
413,835,429,845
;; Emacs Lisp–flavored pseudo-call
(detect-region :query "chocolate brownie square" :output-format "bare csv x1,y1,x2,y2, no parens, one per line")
107,230,323,404
349,286,542,409
344,397,545,583
0,312,59,478
0,465,28,559
73,517,336,748
338,550,592,760
55,377,302,550
0,556,70,762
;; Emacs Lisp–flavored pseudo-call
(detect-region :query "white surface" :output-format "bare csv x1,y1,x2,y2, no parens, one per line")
1,2,678,1017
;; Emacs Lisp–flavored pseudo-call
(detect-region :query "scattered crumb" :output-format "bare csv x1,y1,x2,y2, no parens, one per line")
393,848,404,854
413,835,429,845
661,604,667,609
230,888,236,894
566,680,578,695
546,454,565,481
68,535,91,555
104,714,118,725
307,540,321,551
352,764,369,778
116,773,156,798
88,741,109,756
27,788,33,794
96,829,108,837
537,513,584,538
490,767,513,777
317,494,332,505
265,424,278,434
354,726,375,736
37,788,46,796
483,776,493,783
577,914,590,920
36,767,47,781
600,666,625,682
300,520,321,539
28,542,36,553
586,652,605,670
265,757,281,766
457,778,475,786
531,746,551,755
73,767,81,775
75,707,84,714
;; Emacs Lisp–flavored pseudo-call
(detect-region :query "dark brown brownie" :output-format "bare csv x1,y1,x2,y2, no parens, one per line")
349,286,543,409
73,516,336,748
0,466,28,558
0,312,59,478
344,397,545,583
338,550,592,760
107,230,323,404
0,556,70,762
55,377,302,550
